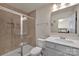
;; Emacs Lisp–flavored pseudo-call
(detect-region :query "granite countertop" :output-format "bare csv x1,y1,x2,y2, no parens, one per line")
46,36,79,49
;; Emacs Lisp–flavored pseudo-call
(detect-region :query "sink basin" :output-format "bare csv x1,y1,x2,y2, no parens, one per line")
46,36,79,49
59,38,74,43
54,37,74,43
47,36,75,43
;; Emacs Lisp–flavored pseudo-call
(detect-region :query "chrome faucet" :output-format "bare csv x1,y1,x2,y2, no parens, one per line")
60,36,65,39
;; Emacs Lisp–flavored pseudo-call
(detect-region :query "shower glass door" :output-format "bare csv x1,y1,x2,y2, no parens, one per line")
0,9,21,55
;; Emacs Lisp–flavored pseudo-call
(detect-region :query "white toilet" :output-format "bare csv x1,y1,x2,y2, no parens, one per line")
30,47,42,56
36,38,46,48
30,38,46,56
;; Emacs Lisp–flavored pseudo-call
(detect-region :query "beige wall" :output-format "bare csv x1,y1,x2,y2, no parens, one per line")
36,4,52,39
26,17,36,47
27,10,36,46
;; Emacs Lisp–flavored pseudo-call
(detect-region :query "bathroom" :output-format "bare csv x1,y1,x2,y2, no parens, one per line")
0,3,79,56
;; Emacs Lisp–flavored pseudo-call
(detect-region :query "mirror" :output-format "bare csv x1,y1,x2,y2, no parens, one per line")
51,6,77,34
58,17,75,33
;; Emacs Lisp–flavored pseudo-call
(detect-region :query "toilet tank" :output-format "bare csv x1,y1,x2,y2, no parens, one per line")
36,38,46,48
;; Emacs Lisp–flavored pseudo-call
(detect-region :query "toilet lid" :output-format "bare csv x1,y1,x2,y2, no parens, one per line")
30,47,42,55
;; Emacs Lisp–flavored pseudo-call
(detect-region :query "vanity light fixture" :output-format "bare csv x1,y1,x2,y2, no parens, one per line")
23,16,27,21
53,4,58,11
61,3,66,6
60,3,66,8
52,3,77,12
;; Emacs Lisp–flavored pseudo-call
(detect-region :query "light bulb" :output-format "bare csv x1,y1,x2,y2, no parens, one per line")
61,3,66,8
53,4,58,11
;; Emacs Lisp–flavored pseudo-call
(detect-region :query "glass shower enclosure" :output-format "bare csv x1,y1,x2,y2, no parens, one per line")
0,5,32,56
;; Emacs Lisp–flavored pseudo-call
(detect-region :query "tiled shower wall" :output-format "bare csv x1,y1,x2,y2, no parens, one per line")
0,9,36,55
0,9,21,55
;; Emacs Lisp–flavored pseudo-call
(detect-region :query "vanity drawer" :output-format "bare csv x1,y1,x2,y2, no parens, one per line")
55,44,73,54
45,48,57,56
65,46,73,54
46,41,56,49
63,53,72,56
45,47,65,56
55,44,66,52
72,48,79,55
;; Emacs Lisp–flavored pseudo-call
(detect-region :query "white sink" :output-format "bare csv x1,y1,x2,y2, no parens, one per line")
47,36,74,43
57,38,74,43
46,36,79,49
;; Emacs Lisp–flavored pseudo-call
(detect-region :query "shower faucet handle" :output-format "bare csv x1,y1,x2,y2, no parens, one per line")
20,42,24,46
19,42,29,47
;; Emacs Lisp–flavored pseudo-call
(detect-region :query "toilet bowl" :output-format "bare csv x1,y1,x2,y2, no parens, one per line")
30,47,42,56
30,38,46,56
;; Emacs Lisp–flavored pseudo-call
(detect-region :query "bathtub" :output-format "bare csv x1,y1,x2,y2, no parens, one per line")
2,45,33,56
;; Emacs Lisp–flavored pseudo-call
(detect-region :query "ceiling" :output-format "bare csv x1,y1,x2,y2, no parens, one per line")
8,3,50,13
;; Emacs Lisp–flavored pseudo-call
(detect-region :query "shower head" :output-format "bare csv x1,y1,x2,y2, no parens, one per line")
22,15,27,21
23,17,27,21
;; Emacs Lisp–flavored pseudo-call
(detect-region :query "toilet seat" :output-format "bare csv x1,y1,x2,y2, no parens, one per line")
30,47,42,56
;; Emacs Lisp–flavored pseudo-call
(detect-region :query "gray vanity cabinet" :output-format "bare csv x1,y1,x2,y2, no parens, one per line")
45,41,79,56
45,41,65,56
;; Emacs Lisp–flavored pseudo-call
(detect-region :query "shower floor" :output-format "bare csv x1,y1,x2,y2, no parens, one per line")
2,45,33,56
